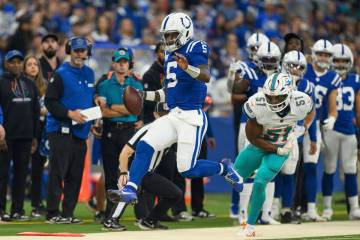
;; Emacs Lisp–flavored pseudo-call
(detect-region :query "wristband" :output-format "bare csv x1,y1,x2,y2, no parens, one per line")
185,65,201,78
119,172,128,176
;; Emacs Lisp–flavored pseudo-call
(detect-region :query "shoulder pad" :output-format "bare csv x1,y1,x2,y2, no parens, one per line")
185,40,210,56
292,91,313,114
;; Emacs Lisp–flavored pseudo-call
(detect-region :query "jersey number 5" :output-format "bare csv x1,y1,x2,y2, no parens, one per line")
167,61,178,88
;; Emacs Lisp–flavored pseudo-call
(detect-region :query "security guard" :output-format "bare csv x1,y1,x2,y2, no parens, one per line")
97,47,143,227
45,37,95,224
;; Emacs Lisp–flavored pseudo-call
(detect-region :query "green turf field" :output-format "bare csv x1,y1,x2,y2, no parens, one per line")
0,192,359,239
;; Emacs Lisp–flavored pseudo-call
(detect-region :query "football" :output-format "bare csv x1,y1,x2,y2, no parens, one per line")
123,86,142,116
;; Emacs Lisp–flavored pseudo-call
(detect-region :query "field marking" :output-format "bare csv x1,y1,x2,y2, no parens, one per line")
1,221,360,240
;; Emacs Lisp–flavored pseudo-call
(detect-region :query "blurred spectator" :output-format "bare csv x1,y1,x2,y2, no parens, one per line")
0,34,8,76
0,50,40,221
7,14,33,54
217,0,243,32
54,1,72,35
115,18,141,46
142,42,164,124
91,15,111,42
255,1,281,37
39,33,61,82
113,1,148,40
23,55,48,219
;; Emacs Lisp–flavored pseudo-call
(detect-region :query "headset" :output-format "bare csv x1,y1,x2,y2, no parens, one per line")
65,37,93,56
112,47,134,69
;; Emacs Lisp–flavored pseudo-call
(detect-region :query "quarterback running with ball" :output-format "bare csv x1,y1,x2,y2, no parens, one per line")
107,12,243,205
234,72,314,237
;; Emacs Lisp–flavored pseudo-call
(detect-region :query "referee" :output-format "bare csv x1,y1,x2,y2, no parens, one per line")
97,48,143,229
107,103,182,230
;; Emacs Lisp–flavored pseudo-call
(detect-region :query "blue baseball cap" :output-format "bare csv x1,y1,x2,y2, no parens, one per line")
70,37,88,50
112,49,131,62
5,50,24,61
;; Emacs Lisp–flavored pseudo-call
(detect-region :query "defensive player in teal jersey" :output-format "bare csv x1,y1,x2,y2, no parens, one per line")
235,73,314,237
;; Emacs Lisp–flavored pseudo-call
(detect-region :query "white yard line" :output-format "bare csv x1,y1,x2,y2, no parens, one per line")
1,221,360,240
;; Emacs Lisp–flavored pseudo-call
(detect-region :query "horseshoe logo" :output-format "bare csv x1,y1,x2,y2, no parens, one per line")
181,16,191,29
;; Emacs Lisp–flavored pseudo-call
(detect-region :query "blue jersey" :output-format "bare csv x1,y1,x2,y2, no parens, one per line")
164,40,209,110
304,64,341,120
237,65,267,123
334,73,360,135
296,78,316,142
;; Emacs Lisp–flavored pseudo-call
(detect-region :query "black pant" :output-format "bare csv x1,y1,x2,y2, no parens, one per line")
294,142,307,212
136,172,182,220
191,141,207,212
0,139,32,214
31,121,46,208
134,145,178,218
101,124,135,219
46,133,86,218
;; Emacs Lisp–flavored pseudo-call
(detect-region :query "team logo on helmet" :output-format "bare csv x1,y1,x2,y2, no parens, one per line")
181,16,191,29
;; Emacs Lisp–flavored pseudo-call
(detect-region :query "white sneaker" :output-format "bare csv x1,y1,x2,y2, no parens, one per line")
175,211,194,222
322,208,333,221
349,208,360,220
229,208,239,219
237,224,255,238
259,215,281,225
302,210,327,222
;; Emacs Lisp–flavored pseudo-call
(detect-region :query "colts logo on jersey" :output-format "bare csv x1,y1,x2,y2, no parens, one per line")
181,16,191,29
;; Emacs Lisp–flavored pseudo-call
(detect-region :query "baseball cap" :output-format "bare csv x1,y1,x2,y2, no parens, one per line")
42,33,59,43
5,50,24,61
70,37,88,50
112,49,130,62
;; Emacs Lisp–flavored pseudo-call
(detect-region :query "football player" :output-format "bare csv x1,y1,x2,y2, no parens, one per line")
272,50,316,223
235,73,314,237
227,32,269,219
228,40,282,224
302,39,340,221
321,44,360,220
107,12,243,204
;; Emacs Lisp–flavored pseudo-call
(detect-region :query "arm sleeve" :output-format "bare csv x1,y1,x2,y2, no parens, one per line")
44,72,69,120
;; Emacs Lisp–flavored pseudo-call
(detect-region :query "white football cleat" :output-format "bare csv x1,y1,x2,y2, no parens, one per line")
302,210,327,222
259,215,281,225
349,208,360,220
322,208,333,221
229,208,239,219
237,224,255,238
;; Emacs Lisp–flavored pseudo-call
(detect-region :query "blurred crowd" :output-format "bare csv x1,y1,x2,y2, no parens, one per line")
0,0,360,78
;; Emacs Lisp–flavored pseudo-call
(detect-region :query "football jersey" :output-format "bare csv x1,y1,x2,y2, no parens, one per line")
243,91,313,145
334,73,360,135
164,40,209,110
304,64,341,120
296,78,316,142
237,64,267,123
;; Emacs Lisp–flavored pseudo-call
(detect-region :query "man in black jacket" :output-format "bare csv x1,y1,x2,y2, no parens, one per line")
142,43,165,124
0,50,40,221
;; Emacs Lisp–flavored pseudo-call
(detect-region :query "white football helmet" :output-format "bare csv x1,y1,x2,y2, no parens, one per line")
257,42,281,76
246,33,269,62
263,72,293,112
311,39,333,69
160,12,194,52
282,50,307,84
331,43,353,76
